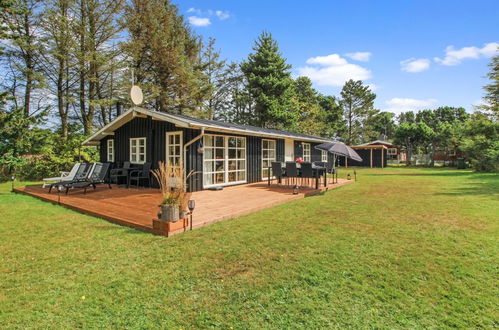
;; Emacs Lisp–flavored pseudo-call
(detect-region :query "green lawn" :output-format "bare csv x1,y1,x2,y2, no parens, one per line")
1,168,498,328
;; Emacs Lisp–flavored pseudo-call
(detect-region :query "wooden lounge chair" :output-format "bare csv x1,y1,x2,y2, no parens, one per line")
64,163,111,195
42,163,81,188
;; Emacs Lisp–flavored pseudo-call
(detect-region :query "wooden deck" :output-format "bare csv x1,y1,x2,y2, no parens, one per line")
14,179,352,236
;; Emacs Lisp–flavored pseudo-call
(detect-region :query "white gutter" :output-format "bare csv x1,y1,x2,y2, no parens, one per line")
183,127,205,189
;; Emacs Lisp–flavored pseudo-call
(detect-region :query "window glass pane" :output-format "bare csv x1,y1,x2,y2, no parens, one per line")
239,138,245,148
215,173,224,184
238,160,245,170
238,171,246,181
263,150,268,159
215,161,224,171
263,140,268,149
204,161,214,172
131,140,136,147
215,148,224,159
228,137,236,148
175,135,180,144
215,136,224,147
236,150,244,159
228,148,236,159
269,150,275,159
228,160,236,170
175,146,180,155
205,136,214,147
205,148,213,159
228,172,236,182
204,173,213,185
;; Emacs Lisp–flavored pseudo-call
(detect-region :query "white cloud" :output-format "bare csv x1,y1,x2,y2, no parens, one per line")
400,58,430,73
188,16,211,27
298,54,372,87
187,7,201,15
215,10,230,20
434,42,499,66
187,8,230,22
345,52,371,62
306,54,348,66
384,98,438,114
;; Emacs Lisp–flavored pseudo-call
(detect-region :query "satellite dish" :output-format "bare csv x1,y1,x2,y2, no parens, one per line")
130,85,143,105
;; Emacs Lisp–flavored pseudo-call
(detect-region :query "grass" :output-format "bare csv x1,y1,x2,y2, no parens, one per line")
1,168,498,328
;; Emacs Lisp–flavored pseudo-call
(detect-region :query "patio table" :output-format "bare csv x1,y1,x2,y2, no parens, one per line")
267,163,327,189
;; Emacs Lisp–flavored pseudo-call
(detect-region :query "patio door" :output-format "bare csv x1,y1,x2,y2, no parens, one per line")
166,131,183,167
203,135,246,188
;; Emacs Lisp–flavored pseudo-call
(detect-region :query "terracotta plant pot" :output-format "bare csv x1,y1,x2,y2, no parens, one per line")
160,204,179,222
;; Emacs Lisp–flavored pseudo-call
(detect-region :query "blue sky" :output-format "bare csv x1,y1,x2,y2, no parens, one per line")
176,0,499,114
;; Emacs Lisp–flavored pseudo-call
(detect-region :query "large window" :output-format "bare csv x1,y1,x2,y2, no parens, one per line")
203,135,246,187
166,131,183,167
130,137,146,164
321,150,328,163
262,139,276,179
107,139,114,162
302,143,311,162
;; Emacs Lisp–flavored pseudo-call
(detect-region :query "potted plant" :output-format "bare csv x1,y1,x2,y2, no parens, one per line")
152,161,195,222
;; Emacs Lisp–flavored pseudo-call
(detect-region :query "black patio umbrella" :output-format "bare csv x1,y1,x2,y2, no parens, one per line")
315,141,363,162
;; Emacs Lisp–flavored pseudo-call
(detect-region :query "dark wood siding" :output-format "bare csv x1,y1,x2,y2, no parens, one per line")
337,148,387,167
98,116,326,191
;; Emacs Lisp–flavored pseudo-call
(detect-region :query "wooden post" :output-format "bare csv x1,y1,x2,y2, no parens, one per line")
381,148,384,168
345,156,348,168
370,149,373,168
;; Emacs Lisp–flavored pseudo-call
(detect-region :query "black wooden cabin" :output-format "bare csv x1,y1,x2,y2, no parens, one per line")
83,107,333,192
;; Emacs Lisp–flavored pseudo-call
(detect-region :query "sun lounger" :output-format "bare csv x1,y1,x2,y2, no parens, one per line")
48,163,94,193
42,163,81,188
64,163,111,195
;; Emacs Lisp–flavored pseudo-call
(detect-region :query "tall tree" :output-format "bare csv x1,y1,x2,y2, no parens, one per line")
200,38,228,120
0,0,44,118
123,0,206,114
39,0,76,140
240,31,296,129
291,76,326,136
73,0,124,134
365,111,396,141
318,94,345,139
339,79,376,145
480,53,499,118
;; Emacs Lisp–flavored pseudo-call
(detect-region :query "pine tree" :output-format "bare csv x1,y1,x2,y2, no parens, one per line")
123,0,207,114
0,0,45,118
340,79,376,144
292,76,326,136
240,31,296,129
481,54,499,118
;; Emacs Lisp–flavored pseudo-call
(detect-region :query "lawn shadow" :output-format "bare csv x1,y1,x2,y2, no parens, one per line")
435,174,499,198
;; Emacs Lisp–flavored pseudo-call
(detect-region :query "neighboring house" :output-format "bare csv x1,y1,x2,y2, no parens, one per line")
82,107,333,192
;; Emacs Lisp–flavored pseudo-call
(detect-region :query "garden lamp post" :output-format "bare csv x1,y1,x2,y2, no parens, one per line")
354,170,357,181
188,199,195,230
293,185,299,195
11,175,15,192
57,185,63,205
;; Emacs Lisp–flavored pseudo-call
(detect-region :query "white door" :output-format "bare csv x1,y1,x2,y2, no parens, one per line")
285,139,294,161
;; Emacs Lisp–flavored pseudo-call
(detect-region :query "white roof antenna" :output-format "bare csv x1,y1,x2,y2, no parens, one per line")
129,69,143,106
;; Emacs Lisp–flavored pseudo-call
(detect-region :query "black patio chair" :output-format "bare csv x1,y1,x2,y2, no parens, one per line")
285,162,299,186
300,162,314,187
48,163,93,193
64,162,112,195
129,162,152,188
110,161,131,186
269,161,286,186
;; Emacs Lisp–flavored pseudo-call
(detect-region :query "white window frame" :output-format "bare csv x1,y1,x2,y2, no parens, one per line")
321,150,328,163
387,148,397,156
203,134,247,188
130,137,146,164
166,131,183,168
302,143,311,162
262,139,276,180
107,139,114,162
